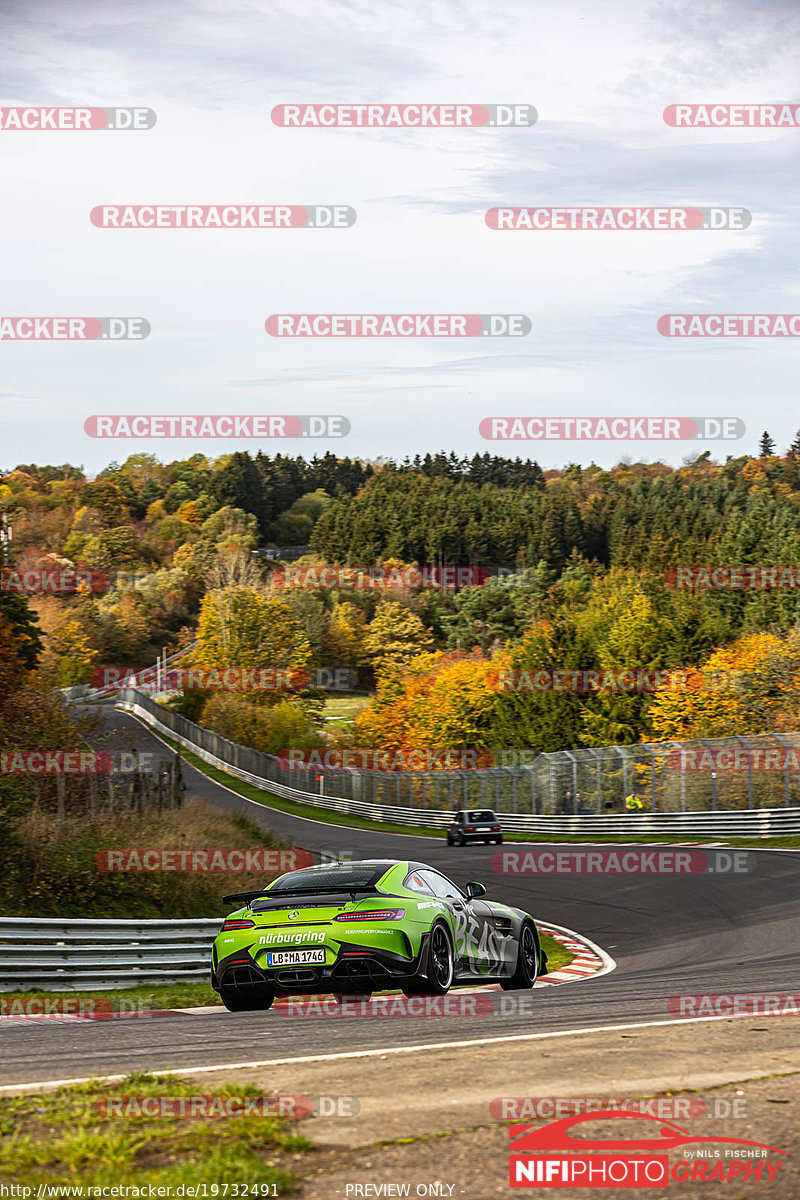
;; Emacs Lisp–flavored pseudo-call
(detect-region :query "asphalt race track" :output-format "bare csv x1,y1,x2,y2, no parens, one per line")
2,701,799,1088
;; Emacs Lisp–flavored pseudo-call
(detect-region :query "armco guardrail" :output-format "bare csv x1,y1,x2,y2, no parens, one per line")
115,689,800,837
58,642,199,706
0,917,219,992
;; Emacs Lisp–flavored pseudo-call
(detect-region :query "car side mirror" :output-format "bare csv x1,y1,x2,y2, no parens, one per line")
465,881,487,899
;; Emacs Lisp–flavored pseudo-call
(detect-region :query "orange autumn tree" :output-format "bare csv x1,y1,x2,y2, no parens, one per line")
353,649,500,767
647,630,796,741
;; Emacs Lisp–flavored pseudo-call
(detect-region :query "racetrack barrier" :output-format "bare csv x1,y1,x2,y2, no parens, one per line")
0,917,219,991
0,917,590,993
113,689,800,837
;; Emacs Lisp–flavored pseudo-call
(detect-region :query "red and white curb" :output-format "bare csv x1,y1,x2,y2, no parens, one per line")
534,920,616,987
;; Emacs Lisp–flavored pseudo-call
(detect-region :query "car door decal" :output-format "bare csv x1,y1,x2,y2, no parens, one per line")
453,905,508,975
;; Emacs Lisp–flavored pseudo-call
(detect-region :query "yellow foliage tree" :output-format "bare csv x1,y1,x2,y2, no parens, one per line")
34,609,98,687
363,600,434,679
192,587,311,701
355,650,497,765
324,601,369,669
647,631,787,741
176,500,202,526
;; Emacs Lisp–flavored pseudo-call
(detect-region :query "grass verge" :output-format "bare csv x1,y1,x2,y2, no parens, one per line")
0,1071,310,1187
0,798,290,918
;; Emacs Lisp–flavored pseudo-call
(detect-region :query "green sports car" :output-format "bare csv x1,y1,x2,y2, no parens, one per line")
211,858,547,1011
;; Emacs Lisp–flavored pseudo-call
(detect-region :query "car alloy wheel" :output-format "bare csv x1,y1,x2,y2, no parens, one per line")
501,920,538,990
427,923,454,993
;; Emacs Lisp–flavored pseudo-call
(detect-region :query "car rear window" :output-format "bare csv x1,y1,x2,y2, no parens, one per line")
466,810,497,822
268,864,383,892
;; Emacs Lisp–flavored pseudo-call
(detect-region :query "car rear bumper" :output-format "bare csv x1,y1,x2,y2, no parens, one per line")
213,936,434,996
449,831,503,840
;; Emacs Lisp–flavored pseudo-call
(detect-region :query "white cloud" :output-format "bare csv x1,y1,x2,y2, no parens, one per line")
0,0,797,470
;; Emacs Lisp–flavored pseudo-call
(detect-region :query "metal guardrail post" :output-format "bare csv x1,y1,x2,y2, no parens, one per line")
742,736,754,809
774,734,792,807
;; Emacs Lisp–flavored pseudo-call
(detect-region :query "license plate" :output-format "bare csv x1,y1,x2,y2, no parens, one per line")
266,948,325,967
477,827,490,832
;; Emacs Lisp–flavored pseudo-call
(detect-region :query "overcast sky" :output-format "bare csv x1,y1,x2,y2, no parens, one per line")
1,0,798,475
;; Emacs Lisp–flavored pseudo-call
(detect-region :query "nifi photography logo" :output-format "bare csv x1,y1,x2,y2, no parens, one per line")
508,1110,785,1188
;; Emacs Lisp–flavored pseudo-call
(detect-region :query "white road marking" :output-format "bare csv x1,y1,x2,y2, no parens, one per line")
1,1010,797,1095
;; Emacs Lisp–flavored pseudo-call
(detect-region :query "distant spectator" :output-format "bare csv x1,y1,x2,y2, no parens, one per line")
625,793,645,811
576,792,595,814
560,789,575,815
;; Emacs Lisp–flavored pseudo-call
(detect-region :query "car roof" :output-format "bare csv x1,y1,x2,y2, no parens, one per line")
285,859,440,875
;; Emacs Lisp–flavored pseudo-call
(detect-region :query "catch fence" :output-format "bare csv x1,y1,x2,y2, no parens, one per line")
116,690,800,817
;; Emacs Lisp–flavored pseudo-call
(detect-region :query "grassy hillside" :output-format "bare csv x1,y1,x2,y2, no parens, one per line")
0,796,291,918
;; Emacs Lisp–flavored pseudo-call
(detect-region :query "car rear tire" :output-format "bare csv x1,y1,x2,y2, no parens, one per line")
403,923,454,997
495,836,504,844
500,921,538,991
219,984,274,1012
446,832,454,846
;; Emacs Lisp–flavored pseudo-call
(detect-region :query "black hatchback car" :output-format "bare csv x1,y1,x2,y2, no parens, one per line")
446,809,503,846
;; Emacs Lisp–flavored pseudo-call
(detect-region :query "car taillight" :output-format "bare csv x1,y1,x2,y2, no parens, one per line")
465,826,475,832
492,826,501,831
333,909,406,921
222,918,255,930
